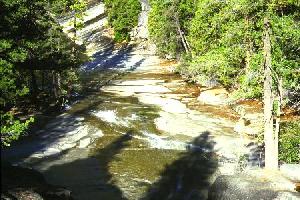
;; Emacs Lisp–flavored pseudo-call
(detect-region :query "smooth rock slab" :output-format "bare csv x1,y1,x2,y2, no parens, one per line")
114,79,164,86
138,95,188,113
209,174,278,200
274,192,300,200
79,138,91,148
198,88,229,106
280,164,300,182
103,85,171,94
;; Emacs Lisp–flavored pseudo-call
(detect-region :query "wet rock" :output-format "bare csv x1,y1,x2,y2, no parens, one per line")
197,88,229,106
245,169,297,192
43,188,72,200
103,85,171,94
1,163,73,200
2,189,44,200
232,104,264,136
244,142,265,168
218,162,239,175
78,138,91,148
139,96,187,113
280,164,300,182
92,110,117,123
43,148,61,157
93,130,103,137
208,174,278,200
274,191,300,200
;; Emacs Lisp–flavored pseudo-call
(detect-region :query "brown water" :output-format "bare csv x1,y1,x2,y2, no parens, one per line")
2,64,223,200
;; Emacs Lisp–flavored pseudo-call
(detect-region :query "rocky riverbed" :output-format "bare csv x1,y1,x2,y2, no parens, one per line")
2,2,299,200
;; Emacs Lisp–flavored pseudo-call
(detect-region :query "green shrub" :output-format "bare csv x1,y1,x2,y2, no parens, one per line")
1,113,34,146
279,121,300,164
174,0,300,100
104,0,141,42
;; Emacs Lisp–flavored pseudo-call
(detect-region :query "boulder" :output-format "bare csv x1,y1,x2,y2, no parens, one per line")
208,174,278,200
1,189,44,200
274,192,300,200
78,138,91,148
197,88,229,106
1,163,73,200
280,164,300,182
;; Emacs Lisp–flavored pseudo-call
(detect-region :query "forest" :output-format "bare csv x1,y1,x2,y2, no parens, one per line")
103,0,300,166
1,0,88,145
1,0,299,167
146,0,300,167
1,0,300,199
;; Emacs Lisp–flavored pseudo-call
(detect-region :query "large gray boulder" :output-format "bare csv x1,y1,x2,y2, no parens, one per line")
208,174,278,200
1,163,73,200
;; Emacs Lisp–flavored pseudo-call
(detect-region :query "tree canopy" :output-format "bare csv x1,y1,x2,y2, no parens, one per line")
104,0,141,41
0,0,86,146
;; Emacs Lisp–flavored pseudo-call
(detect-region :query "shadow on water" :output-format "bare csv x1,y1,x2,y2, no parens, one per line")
2,42,144,162
41,131,218,200
141,131,218,200
42,133,133,200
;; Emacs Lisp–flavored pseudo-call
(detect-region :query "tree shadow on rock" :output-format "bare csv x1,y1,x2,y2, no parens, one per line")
81,44,136,72
41,133,133,200
141,131,218,200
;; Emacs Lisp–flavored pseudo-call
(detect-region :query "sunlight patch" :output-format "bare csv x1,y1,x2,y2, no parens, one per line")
92,110,118,123
142,131,186,150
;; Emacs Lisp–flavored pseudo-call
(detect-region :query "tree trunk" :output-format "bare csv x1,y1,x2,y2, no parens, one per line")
245,16,253,70
30,70,38,97
41,70,45,91
174,18,189,53
52,70,59,99
274,78,283,166
73,14,77,42
263,17,278,170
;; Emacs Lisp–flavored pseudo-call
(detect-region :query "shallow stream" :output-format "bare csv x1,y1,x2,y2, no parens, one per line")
2,2,250,199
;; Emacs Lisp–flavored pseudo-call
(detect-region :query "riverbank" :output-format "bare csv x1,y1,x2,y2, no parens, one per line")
2,2,299,200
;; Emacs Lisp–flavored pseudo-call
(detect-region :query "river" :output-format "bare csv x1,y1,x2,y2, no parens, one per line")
2,2,254,200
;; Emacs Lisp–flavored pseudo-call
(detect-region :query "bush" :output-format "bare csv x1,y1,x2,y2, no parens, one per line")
279,121,300,164
104,0,141,42
1,113,34,146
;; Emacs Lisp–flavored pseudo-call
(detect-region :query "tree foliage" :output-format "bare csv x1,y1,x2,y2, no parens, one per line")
148,0,197,57
149,0,300,166
0,0,86,146
149,0,300,98
104,0,141,42
279,121,300,163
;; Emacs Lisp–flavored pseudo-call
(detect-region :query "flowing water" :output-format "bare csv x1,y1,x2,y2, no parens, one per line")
2,3,254,200
2,59,249,199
